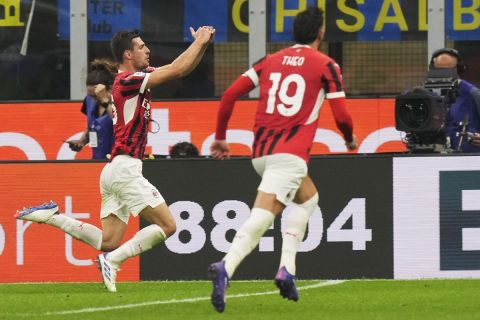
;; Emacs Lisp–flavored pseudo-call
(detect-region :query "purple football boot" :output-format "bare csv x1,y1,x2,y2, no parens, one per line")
275,266,299,302
208,261,229,312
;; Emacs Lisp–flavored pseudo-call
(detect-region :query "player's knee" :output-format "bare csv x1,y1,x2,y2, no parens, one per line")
101,237,121,252
299,193,318,212
100,235,121,252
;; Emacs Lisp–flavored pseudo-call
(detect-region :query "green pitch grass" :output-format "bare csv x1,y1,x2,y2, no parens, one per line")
1,279,479,320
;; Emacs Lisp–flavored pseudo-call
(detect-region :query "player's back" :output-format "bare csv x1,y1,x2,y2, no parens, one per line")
251,45,342,161
255,45,338,129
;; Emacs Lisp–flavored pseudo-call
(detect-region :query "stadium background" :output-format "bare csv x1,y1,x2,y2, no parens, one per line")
1,0,480,283
1,0,479,100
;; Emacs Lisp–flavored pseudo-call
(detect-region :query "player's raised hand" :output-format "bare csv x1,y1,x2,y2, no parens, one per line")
210,140,230,160
189,26,216,44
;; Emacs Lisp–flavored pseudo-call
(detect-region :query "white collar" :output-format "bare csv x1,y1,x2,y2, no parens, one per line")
292,44,311,49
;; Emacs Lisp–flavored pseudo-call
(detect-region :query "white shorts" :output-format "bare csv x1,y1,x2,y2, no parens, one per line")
99,155,165,224
252,153,308,205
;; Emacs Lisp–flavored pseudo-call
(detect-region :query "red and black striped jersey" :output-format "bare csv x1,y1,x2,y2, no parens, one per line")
216,44,352,162
110,68,154,160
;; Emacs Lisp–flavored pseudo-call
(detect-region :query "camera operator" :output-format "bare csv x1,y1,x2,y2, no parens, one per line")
431,48,480,152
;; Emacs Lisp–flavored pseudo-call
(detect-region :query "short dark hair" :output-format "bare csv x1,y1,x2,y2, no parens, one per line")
293,7,324,44
110,29,140,63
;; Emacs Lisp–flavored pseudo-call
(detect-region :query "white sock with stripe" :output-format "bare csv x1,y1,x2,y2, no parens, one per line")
279,193,318,275
223,208,275,278
106,224,166,268
46,214,102,250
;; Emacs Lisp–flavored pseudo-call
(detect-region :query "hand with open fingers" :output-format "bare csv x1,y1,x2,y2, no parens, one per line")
345,134,358,151
210,140,230,160
471,132,480,147
189,26,216,44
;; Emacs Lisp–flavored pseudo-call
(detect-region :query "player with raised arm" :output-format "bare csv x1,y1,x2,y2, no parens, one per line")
15,26,215,292
208,7,357,312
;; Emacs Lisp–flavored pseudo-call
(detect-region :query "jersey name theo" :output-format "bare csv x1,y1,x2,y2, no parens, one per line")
281,55,305,67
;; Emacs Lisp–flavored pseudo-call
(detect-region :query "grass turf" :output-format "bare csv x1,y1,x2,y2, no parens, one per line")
0,279,479,320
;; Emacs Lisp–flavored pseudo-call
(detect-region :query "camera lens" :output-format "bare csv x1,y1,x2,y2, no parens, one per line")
398,100,429,129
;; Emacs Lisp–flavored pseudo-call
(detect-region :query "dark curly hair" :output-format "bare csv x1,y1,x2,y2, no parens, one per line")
169,142,199,158
293,7,324,44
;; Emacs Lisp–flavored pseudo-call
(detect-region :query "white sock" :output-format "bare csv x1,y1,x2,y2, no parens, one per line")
106,224,166,268
46,214,102,250
223,208,275,278
280,193,318,275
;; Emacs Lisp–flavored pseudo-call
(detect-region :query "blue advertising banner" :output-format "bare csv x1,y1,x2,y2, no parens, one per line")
446,0,480,41
58,0,141,41
184,0,422,42
183,0,229,42
355,1,403,41
56,0,480,42
276,0,419,42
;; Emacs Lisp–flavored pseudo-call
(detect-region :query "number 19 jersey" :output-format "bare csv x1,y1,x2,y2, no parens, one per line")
245,44,346,162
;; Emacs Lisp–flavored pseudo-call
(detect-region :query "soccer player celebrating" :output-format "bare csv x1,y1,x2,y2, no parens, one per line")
208,7,357,312
15,26,215,292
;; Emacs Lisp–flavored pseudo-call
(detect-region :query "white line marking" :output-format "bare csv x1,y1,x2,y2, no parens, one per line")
15,280,345,316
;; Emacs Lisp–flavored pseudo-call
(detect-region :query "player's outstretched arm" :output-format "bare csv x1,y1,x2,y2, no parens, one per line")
146,26,215,89
329,97,358,151
211,75,255,160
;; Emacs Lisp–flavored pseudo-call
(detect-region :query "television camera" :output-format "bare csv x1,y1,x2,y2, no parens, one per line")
394,67,460,153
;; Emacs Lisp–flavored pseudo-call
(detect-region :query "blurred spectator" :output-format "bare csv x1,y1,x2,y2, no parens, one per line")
66,58,118,159
169,141,200,158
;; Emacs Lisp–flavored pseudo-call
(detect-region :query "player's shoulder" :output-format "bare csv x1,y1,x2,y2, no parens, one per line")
142,66,156,73
116,70,148,86
309,49,336,65
252,55,269,68
124,70,148,79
